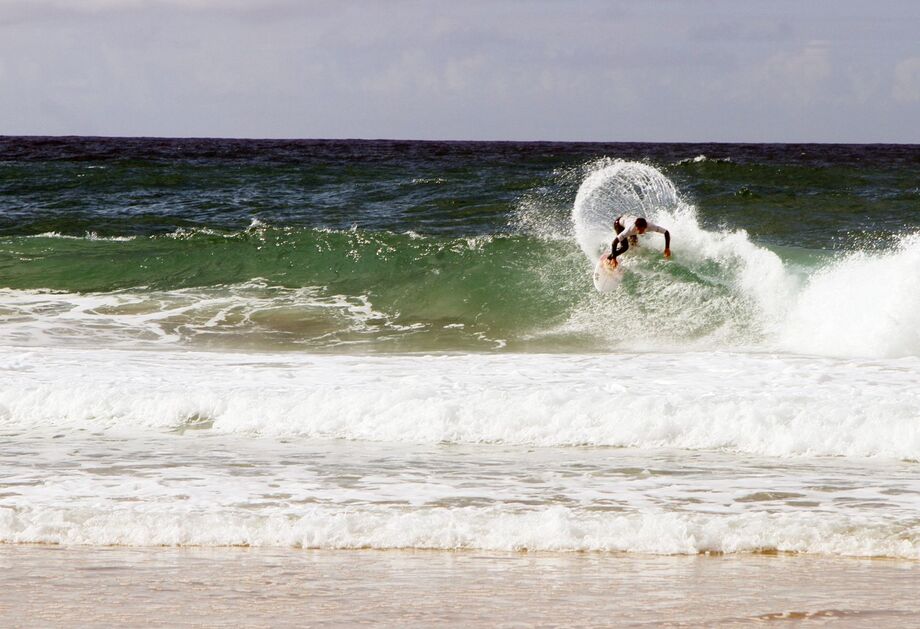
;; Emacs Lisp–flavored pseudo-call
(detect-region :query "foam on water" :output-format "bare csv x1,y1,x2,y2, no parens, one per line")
778,235,920,357
3,504,918,557
2,417,919,557
572,160,797,319
0,282,433,351
31,231,137,242
3,347,919,459
568,160,920,358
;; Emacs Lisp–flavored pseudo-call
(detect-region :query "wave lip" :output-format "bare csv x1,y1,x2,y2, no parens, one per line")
777,235,920,358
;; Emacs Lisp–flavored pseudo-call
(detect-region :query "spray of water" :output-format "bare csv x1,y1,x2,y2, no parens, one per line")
572,159,681,259
568,159,920,358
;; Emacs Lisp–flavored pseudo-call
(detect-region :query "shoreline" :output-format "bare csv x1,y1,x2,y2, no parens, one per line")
3,545,918,627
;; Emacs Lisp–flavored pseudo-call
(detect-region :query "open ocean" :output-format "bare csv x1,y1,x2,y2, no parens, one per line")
1,136,919,562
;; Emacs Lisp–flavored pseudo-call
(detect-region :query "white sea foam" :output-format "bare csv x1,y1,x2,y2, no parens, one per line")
2,345,919,557
2,424,918,556
0,282,417,350
2,347,918,459
30,231,136,241
778,235,920,357
572,160,796,323
675,155,732,165
569,160,920,358
2,504,917,557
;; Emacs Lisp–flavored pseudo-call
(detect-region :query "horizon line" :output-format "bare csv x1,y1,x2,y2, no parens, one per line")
2,134,919,147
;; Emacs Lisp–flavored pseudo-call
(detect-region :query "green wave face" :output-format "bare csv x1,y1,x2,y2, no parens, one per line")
0,221,782,353
0,228,594,351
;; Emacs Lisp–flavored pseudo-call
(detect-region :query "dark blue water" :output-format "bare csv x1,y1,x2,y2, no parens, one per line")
2,137,918,247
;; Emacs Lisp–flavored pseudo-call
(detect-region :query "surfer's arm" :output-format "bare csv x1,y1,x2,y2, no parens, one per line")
647,223,671,257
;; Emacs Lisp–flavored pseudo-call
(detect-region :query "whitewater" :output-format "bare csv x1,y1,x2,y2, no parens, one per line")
2,140,919,560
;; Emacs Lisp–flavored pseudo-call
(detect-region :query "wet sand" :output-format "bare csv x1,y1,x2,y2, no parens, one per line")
1,546,918,627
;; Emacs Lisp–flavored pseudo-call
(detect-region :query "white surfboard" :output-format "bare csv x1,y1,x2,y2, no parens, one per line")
593,254,625,292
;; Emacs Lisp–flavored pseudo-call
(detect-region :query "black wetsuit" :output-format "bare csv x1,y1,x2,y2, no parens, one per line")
608,215,670,261
608,217,630,260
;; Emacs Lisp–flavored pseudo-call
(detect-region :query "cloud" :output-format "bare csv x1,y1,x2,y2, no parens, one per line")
687,17,795,44
892,57,920,103
0,0,293,11
0,0,320,26
0,1,918,141
758,43,832,106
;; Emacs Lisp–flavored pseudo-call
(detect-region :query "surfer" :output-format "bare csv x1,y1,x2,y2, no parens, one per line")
607,215,670,265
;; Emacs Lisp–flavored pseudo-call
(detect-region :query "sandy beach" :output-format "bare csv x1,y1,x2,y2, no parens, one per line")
2,546,918,627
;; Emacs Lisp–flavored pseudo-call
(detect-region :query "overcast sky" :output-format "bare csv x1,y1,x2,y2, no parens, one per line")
1,0,918,142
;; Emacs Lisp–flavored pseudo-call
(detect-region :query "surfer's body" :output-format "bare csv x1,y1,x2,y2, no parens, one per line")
608,215,671,264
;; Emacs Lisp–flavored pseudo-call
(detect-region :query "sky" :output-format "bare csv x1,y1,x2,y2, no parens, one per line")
1,0,918,142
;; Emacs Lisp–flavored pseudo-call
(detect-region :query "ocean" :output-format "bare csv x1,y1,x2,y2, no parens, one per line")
1,137,919,622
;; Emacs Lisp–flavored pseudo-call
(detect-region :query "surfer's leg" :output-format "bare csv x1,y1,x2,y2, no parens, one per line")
610,238,629,259
609,221,627,259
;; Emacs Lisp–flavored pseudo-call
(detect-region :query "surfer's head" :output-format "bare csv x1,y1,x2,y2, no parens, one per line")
635,218,648,234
